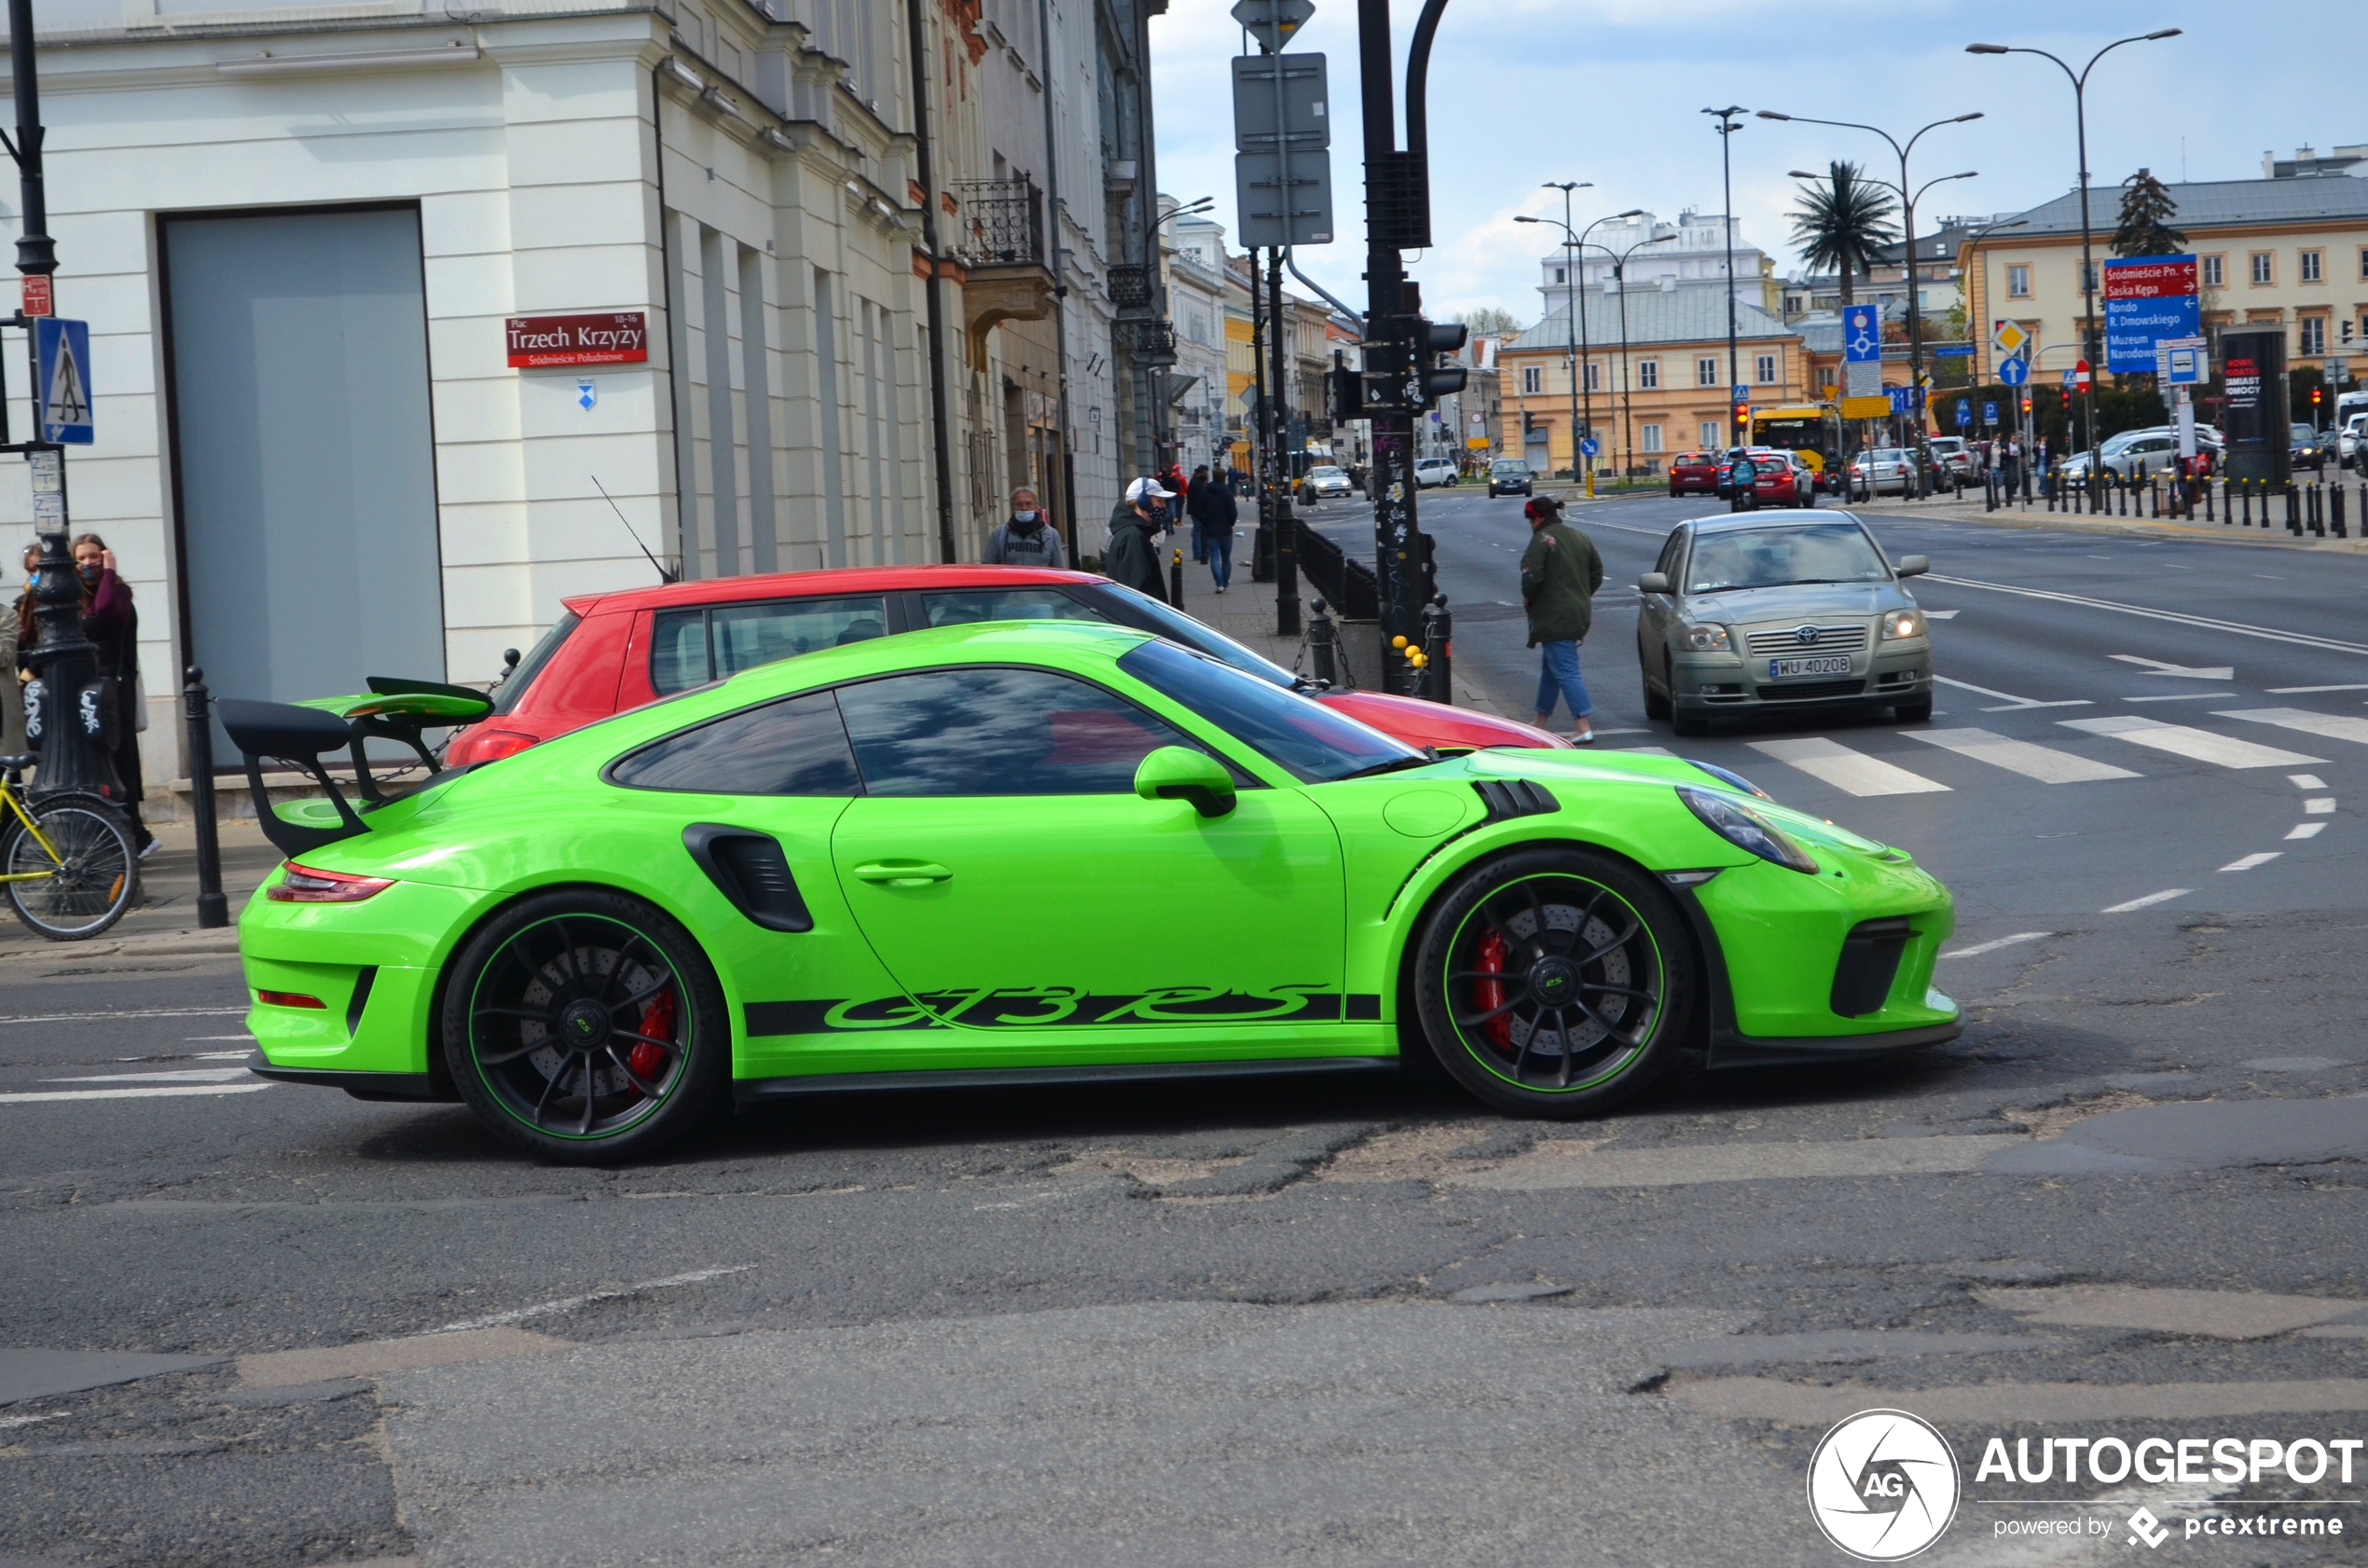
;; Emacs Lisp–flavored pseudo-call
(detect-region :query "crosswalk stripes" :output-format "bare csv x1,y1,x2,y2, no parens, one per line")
1907,727,2140,783
2213,708,2368,748
2058,715,2325,769
1748,737,1950,796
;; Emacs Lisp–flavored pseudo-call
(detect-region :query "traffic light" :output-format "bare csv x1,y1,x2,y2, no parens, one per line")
1732,397,1750,433
2021,394,2032,415
2311,386,2324,408
1418,318,1468,404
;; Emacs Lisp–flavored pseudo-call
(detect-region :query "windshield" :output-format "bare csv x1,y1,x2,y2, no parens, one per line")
489,611,580,716
1685,523,1889,594
1118,639,1419,783
1095,582,1300,690
1492,461,1528,474
1866,449,1906,463
2293,425,2318,441
1309,466,1344,477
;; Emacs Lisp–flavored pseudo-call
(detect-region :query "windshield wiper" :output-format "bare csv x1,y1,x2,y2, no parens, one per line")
1339,755,1435,780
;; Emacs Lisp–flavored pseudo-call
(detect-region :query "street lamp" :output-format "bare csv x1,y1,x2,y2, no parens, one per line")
1539,181,1590,479
1759,107,1981,497
1957,214,2030,381
1571,231,1661,482
1967,31,2183,473
1518,199,1642,487
1703,106,1746,444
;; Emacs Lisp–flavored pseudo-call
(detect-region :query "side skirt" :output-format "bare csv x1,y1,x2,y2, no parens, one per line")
732,1055,1398,1108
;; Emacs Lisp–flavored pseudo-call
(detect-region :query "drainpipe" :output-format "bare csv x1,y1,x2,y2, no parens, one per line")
902,0,959,562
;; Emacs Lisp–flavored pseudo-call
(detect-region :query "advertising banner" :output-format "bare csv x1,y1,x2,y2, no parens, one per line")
2102,255,2199,374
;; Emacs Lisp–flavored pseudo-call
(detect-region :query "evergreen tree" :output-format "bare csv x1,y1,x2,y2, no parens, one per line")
2112,169,2187,258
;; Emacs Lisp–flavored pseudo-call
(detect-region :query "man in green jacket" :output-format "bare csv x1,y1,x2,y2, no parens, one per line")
1519,495,1604,743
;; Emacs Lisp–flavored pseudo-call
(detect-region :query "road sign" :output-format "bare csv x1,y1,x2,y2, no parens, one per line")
1990,319,2029,358
1842,305,1880,364
2102,254,2199,374
506,312,648,368
35,318,92,445
2329,358,2352,388
1983,401,1998,424
21,273,51,318
2073,360,2093,392
1233,151,1335,247
1232,52,1329,153
1887,385,1921,417
1933,343,1975,358
1232,50,1333,248
1839,394,1893,420
1231,0,1314,52
1579,436,1600,458
1954,400,1971,427
1997,354,2029,388
2062,369,2076,386
2156,335,2207,386
1731,383,1750,403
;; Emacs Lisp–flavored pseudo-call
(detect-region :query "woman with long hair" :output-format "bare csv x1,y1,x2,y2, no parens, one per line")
68,532,154,856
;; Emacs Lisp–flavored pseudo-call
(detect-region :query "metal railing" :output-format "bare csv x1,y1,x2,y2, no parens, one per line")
949,179,1046,268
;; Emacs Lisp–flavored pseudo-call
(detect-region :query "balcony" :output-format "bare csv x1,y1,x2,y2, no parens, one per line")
948,178,1053,357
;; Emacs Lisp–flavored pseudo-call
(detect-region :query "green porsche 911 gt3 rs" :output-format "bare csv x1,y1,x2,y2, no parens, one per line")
232,621,1958,1162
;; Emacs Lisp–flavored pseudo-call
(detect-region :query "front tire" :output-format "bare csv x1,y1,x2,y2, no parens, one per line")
1893,696,1934,723
1644,683,1673,721
442,889,728,1163
1413,848,1695,1118
5,793,138,940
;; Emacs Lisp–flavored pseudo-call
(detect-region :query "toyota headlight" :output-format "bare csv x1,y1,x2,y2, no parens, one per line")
1880,610,1923,640
1677,786,1820,874
1682,624,1731,652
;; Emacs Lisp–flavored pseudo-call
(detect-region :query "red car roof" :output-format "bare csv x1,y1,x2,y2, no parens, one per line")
560,565,1106,618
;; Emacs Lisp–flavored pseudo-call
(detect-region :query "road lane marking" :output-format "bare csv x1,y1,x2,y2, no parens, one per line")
44,1067,254,1084
1448,1134,2024,1190
428,1265,758,1335
2269,684,2368,694
2059,715,2326,769
2306,797,2337,814
1747,737,1950,796
2288,823,2327,840
2110,653,2233,680
0,1007,249,1026
1940,931,2053,959
2102,888,2191,913
2220,852,2282,872
1922,609,1959,619
2291,774,2327,789
0,1082,275,1105
1908,727,2138,783
1925,572,2368,656
2215,707,2368,748
1933,674,2090,711
2123,693,2223,702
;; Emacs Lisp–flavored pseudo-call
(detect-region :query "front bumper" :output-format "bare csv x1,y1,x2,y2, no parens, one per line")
1672,640,1932,717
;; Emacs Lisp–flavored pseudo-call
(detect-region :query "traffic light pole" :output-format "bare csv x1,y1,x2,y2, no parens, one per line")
1267,247,1300,636
1359,0,1431,663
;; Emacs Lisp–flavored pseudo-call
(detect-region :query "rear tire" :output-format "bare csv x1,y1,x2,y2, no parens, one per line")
1412,847,1695,1119
1644,684,1672,721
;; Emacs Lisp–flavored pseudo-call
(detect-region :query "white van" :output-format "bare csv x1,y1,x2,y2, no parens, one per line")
1412,458,1459,488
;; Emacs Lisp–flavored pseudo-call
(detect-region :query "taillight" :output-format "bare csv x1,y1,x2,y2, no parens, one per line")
465,729,540,762
268,863,395,903
257,990,327,1009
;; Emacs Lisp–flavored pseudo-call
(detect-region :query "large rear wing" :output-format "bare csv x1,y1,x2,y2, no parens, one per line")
217,678,493,859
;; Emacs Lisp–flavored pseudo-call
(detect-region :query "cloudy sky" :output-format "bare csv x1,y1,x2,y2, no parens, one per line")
1147,1,2320,328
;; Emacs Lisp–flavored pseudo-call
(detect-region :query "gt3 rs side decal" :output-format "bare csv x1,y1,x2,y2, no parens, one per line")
745,986,1384,1037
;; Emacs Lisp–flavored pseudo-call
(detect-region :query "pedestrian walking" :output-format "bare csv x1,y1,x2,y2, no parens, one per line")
1519,495,1604,745
2002,435,2022,497
1184,464,1211,563
1104,477,1174,604
71,533,153,855
982,487,1067,569
1195,462,1239,594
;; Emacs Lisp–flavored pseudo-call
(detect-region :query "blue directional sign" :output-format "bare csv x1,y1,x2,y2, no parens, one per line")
1983,401,1999,424
1997,354,2029,388
1579,436,1600,458
1955,400,1972,427
1843,305,1880,364
1887,384,1922,417
35,318,92,445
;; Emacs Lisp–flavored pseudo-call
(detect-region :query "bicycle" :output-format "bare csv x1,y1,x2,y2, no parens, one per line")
0,753,140,940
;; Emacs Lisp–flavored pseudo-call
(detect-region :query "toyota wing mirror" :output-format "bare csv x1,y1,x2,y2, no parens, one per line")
1895,555,1930,578
1637,571,1672,595
1134,746,1236,818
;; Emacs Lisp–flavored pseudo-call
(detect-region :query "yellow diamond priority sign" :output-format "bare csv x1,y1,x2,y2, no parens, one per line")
1990,319,2029,358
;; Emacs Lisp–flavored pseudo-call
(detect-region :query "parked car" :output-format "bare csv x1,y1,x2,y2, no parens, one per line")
1299,464,1354,502
1667,452,1719,497
444,567,1575,770
1412,458,1459,488
1485,459,1534,498
1715,447,1797,498
2058,428,2209,482
1634,511,1934,736
2341,413,2368,466
1846,448,1916,495
1753,453,1817,508
1924,436,1976,478
2292,424,2329,474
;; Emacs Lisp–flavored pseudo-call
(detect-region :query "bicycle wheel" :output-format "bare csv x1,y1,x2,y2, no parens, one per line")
6,795,139,940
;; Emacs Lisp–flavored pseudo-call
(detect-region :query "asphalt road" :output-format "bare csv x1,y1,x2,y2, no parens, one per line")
6,499,2368,1566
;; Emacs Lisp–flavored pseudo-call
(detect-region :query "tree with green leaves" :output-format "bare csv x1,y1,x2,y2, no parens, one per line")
2112,169,2187,258
1787,161,1899,311
1454,306,1523,337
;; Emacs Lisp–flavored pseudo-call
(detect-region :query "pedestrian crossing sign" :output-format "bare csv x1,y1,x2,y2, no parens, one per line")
35,317,93,445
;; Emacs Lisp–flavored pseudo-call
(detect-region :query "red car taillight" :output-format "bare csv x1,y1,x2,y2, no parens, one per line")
257,991,327,1009
268,863,395,903
458,728,539,763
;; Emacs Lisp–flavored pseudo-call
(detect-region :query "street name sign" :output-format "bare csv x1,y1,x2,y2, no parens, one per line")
1933,343,1974,357
506,312,649,369
35,317,92,445
2102,254,2199,374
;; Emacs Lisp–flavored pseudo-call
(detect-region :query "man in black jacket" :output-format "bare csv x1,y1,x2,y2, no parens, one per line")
1191,463,1240,593
1104,477,1173,603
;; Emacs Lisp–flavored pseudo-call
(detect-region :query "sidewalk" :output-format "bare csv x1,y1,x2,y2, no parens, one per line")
0,816,278,965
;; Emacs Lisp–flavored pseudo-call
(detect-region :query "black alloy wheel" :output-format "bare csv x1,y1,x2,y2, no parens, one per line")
443,889,726,1162
1412,847,1693,1118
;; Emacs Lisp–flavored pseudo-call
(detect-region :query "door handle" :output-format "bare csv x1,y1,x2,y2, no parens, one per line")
852,860,954,887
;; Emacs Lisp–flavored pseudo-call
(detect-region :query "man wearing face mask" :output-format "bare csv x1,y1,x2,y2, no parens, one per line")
1103,477,1174,603
982,486,1067,569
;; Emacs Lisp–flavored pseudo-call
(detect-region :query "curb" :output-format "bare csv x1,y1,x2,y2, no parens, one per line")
0,927,242,963
1854,500,2368,553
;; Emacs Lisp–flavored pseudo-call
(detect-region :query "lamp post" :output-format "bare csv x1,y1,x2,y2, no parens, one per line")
1516,202,1643,489
1759,107,1981,498
1703,106,1746,444
1967,31,2183,474
1958,214,2030,382
1541,181,1589,480
1573,232,1659,482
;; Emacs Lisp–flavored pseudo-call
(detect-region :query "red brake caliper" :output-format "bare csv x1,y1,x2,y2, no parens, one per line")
627,988,675,1089
1474,928,1512,1051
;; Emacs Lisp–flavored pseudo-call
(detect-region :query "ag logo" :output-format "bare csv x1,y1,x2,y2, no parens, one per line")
1806,1409,1960,1561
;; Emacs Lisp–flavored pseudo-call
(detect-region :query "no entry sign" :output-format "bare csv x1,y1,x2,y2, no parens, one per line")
506,312,649,369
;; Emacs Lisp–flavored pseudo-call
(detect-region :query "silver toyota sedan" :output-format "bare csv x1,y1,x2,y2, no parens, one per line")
1635,511,1934,736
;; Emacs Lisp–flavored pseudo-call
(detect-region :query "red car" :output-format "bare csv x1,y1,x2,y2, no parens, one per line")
445,566,1572,766
1745,451,1816,508
1667,452,1719,496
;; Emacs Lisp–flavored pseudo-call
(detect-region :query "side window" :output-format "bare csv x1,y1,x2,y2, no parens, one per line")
608,691,861,796
835,667,1196,797
1655,528,1687,580
918,588,1105,627
649,596,889,695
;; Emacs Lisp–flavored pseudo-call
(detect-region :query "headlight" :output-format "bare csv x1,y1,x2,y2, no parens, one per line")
1677,786,1819,874
1685,760,1773,800
1880,610,1922,640
1682,624,1731,652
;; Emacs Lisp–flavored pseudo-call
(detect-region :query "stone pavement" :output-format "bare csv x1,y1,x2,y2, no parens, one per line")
0,816,274,966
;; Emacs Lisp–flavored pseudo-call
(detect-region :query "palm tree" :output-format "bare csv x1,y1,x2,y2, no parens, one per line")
1788,160,1899,312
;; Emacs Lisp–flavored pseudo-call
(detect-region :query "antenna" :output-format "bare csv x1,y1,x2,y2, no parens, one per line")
590,475,677,584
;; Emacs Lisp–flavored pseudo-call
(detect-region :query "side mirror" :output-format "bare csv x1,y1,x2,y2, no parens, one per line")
1896,555,1930,578
1134,745,1236,818
1637,571,1672,595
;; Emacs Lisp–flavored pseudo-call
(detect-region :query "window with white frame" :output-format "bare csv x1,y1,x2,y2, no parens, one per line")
2007,263,2031,297
1584,362,1602,392
2302,250,2324,283
1521,364,1543,395
2301,316,2327,356
2251,252,2275,285
1700,420,1721,449
1755,352,1777,384
2202,254,2224,289
1641,422,1663,452
1697,356,1718,387
1638,360,1659,389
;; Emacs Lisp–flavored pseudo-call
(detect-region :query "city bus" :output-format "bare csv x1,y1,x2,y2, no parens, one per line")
1742,404,1842,478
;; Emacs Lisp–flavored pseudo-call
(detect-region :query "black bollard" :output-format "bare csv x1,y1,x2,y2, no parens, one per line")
1420,594,1453,705
2333,483,2347,539
1306,598,1339,686
1169,547,1183,607
183,667,228,928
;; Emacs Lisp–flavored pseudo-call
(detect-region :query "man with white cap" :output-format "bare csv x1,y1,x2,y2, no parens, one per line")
1104,475,1174,604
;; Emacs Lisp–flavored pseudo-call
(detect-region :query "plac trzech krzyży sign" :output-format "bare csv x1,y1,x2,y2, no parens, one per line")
506,312,650,368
